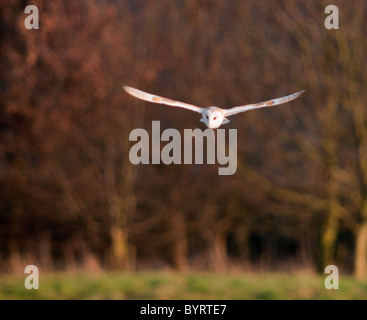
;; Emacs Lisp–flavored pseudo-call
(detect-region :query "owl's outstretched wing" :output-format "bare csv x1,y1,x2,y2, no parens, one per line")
224,90,305,117
123,86,203,114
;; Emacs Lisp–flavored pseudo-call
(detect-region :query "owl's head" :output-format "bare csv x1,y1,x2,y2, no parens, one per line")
200,107,229,129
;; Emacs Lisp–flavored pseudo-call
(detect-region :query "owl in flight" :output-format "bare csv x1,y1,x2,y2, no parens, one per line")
123,86,305,129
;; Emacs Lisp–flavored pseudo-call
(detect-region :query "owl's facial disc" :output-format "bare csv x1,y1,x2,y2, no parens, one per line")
206,110,223,129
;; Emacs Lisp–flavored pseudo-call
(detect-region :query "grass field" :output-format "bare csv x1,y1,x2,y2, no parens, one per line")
1,271,367,300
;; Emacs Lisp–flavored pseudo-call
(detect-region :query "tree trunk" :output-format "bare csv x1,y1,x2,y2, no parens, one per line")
207,232,228,272
170,211,188,271
321,95,340,270
355,220,367,279
105,134,137,270
321,210,338,267
111,226,129,269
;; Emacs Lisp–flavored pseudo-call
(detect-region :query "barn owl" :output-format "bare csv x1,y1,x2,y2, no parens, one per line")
123,86,305,129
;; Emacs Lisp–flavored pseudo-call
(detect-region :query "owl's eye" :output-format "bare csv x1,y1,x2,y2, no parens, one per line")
206,115,209,119
213,117,217,120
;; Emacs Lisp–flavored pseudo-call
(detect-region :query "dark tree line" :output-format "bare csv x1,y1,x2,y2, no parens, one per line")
1,0,367,278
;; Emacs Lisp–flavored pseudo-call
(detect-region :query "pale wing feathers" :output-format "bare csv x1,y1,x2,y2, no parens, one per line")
123,86,203,113
224,90,305,117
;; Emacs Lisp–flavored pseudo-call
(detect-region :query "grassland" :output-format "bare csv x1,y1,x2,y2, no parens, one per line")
0,271,366,300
